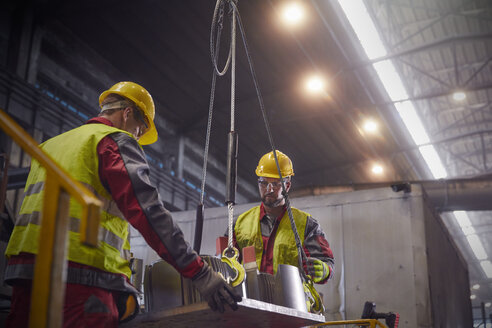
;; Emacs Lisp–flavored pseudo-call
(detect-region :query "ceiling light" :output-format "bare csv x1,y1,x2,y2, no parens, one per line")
418,145,447,179
337,0,386,59
338,0,449,180
472,284,480,290
480,260,492,279
305,76,325,93
470,294,476,300
281,3,304,26
363,120,378,133
371,164,383,174
452,91,466,101
454,211,472,227
453,211,476,235
467,234,487,260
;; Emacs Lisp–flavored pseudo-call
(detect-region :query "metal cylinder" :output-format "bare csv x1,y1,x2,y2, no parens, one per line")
193,203,204,253
225,131,238,204
273,264,307,312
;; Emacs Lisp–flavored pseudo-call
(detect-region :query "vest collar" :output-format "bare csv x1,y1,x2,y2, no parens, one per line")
86,117,115,127
259,203,287,222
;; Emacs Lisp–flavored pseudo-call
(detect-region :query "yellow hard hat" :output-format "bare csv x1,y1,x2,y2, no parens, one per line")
255,150,294,178
99,81,158,145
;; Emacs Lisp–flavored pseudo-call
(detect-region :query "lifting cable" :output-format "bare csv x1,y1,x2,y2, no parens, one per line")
197,0,324,310
193,0,227,255
232,4,324,312
197,0,244,287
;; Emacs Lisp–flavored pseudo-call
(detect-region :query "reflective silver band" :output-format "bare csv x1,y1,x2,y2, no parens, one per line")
23,181,124,219
16,212,127,256
4,263,138,294
25,181,44,196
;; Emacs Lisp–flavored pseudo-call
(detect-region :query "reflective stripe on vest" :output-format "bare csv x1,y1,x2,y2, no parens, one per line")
5,123,136,278
15,212,130,261
24,181,124,219
235,206,308,274
4,263,138,294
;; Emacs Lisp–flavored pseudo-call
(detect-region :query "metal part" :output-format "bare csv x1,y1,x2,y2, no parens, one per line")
130,258,143,292
123,298,325,328
221,247,245,287
193,203,204,253
144,259,310,315
243,261,260,301
144,260,183,312
225,131,238,205
304,279,325,314
273,264,307,312
257,272,275,304
144,256,238,313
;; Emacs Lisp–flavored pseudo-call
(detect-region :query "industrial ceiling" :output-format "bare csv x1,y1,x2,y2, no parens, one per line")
1,0,491,322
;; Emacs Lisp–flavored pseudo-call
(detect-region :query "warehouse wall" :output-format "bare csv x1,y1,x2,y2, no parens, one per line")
422,190,473,327
131,186,472,327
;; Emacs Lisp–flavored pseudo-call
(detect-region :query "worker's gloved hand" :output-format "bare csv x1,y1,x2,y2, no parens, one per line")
306,257,330,283
192,262,242,313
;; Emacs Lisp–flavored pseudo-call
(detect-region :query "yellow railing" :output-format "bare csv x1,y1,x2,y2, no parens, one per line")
315,319,388,327
0,109,102,328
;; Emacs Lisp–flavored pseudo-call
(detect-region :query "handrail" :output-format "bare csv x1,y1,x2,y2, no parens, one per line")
0,108,102,328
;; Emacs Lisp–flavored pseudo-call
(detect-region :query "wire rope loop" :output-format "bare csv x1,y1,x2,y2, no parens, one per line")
210,0,235,76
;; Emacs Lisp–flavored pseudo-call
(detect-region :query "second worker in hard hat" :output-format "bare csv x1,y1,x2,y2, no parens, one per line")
226,150,334,284
5,82,241,328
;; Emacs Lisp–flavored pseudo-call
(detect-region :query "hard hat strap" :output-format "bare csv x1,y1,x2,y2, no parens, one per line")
101,100,133,112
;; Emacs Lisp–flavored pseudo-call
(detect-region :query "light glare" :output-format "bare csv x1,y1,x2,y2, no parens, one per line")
470,294,476,300
452,91,466,101
486,302,491,307
306,76,324,93
363,120,378,133
395,102,429,146
374,60,409,101
282,3,304,25
453,211,476,235
480,260,492,279
418,145,447,179
454,211,472,228
467,234,487,260
472,284,480,290
372,164,383,174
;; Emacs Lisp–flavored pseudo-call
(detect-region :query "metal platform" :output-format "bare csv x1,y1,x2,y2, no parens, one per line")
124,298,326,328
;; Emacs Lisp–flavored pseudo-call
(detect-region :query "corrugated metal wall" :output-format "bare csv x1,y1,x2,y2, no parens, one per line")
131,186,472,327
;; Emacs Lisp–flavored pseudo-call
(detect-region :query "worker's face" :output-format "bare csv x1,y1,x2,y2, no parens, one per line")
122,107,149,140
258,177,291,208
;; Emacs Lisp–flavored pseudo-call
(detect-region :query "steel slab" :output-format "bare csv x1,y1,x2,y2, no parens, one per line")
123,298,326,328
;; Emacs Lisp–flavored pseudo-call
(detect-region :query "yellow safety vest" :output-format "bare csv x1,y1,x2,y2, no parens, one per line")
235,206,307,274
6,123,135,278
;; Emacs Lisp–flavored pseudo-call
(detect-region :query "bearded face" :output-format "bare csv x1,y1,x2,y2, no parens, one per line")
258,177,291,208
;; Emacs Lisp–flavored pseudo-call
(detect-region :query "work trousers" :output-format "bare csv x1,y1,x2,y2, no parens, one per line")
6,280,119,328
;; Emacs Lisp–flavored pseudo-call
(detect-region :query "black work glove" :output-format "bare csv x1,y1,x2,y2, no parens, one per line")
192,262,242,313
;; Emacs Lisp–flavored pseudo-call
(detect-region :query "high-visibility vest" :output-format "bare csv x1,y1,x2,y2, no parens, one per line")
6,123,135,278
234,206,307,274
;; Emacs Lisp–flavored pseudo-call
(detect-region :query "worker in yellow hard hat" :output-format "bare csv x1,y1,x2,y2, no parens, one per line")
226,150,334,284
5,82,240,328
